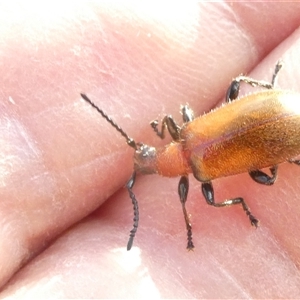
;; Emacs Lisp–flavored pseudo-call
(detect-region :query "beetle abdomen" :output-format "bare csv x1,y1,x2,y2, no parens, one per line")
182,90,300,181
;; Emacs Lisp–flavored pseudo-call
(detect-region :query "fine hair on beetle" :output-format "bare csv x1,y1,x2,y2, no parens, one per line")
81,60,300,250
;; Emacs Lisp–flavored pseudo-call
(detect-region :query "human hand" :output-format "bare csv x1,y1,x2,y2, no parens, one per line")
1,2,300,298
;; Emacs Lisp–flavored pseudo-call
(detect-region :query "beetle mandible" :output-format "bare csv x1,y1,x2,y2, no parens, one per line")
81,61,300,250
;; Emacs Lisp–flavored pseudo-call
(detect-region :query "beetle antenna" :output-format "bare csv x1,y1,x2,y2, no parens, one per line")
126,171,139,250
81,94,137,150
81,94,140,250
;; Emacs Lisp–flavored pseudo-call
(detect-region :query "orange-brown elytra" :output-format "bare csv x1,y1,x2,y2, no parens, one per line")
81,61,300,250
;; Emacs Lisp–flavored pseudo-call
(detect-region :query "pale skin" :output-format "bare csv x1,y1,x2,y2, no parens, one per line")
1,2,300,298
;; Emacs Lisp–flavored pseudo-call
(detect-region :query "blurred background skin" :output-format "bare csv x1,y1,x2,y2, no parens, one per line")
1,1,300,298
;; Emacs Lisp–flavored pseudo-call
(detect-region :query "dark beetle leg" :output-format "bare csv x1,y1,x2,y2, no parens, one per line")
271,60,283,87
249,165,278,185
178,175,194,250
226,77,272,102
288,159,300,166
151,106,195,250
226,61,283,102
181,105,195,122
201,182,259,227
150,104,195,141
150,115,181,141
126,172,139,251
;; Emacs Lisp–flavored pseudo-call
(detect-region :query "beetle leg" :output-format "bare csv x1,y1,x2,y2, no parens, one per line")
150,104,195,141
226,78,273,102
226,80,241,102
126,171,139,251
178,175,194,250
181,105,195,122
288,159,300,166
271,60,283,87
201,182,259,227
226,61,283,102
151,104,195,141
249,165,278,185
150,115,181,141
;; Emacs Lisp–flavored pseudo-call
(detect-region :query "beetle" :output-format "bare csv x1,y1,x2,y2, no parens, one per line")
81,61,300,250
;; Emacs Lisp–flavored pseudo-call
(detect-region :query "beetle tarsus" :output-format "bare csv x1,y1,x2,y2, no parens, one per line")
178,176,195,250
288,159,300,166
271,60,283,86
239,197,259,227
248,213,259,228
187,228,194,251
150,120,162,137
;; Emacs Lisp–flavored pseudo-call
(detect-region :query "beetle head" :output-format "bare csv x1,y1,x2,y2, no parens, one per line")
133,144,157,175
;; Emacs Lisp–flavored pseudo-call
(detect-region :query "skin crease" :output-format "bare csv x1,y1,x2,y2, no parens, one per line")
1,1,300,298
